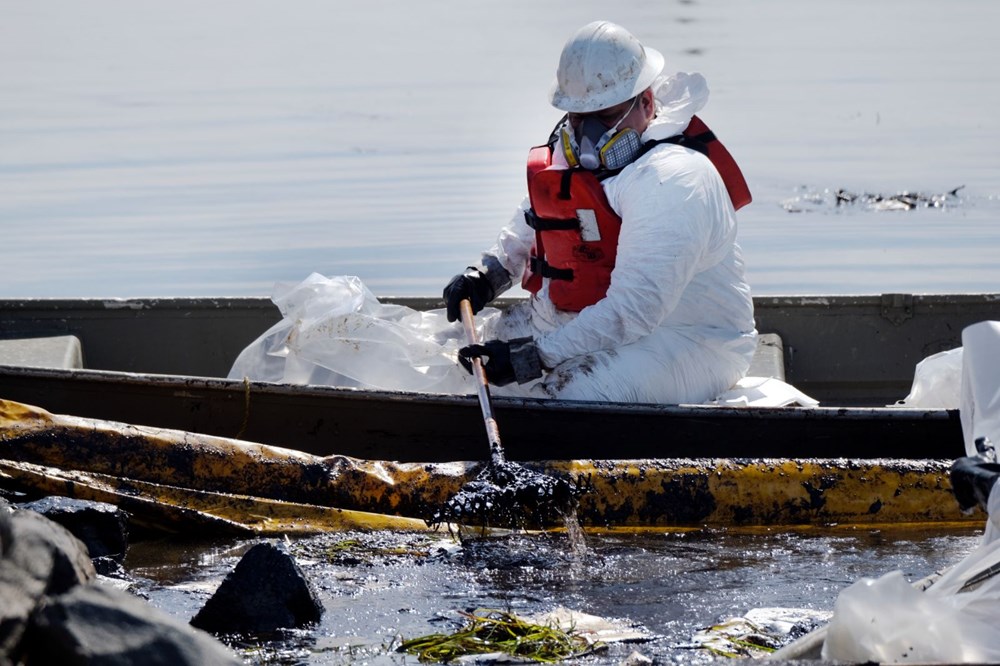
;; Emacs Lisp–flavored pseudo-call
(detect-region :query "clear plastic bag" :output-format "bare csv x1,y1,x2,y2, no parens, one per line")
823,523,1000,664
822,563,1000,663
228,274,488,394
962,321,1000,457
896,347,963,409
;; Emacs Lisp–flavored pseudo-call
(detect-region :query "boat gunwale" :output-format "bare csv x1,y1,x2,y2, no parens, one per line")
2,292,999,310
0,363,956,422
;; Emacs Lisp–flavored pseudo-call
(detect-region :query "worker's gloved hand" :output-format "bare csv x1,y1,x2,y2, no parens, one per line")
443,268,494,323
950,455,1000,513
459,337,543,386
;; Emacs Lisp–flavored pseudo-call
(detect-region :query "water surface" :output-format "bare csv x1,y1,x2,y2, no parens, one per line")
126,526,983,664
2,0,999,299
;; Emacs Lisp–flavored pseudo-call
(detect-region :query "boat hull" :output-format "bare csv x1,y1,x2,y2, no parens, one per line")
1,292,995,461
0,365,962,461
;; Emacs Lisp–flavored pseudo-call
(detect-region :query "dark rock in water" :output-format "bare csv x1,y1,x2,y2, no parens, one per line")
92,555,128,579
0,499,12,550
0,508,94,661
20,496,129,562
2,508,239,666
0,488,26,504
6,509,95,596
0,560,38,662
26,582,243,665
190,541,323,634
1,509,38,659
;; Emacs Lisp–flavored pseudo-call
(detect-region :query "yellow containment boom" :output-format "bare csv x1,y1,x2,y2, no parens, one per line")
0,399,980,533
0,459,437,535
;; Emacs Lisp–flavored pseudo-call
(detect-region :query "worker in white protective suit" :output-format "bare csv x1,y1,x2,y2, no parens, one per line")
443,20,757,403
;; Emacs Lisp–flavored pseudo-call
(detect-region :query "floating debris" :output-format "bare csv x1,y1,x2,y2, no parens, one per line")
398,609,600,663
291,531,459,567
681,607,832,658
521,608,654,646
782,186,964,213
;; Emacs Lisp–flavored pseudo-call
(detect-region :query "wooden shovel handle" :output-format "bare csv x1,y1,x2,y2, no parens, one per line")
459,298,504,463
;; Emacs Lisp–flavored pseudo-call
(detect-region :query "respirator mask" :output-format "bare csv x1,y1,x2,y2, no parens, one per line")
559,95,642,171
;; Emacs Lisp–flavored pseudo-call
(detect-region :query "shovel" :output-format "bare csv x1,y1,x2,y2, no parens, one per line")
429,299,576,529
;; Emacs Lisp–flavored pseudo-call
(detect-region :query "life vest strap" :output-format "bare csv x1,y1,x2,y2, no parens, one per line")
629,116,752,211
529,256,574,281
524,208,579,232
636,133,711,160
691,130,717,144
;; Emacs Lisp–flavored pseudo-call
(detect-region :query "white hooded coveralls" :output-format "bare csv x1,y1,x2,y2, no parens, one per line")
480,72,757,403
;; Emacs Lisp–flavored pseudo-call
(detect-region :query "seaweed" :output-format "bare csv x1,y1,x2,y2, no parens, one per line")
398,609,601,663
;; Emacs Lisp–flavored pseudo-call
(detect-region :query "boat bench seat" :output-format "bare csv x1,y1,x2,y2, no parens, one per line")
0,335,83,370
748,332,785,381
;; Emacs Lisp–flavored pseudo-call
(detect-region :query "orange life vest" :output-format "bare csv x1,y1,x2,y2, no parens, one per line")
521,115,750,312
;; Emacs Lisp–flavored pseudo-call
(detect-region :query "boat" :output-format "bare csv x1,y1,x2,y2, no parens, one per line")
0,292,991,463
0,292,995,532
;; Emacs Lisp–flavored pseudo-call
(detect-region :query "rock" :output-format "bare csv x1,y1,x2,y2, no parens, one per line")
0,509,38,660
20,497,128,562
190,541,323,634
0,489,25,505
0,501,12,551
1,504,240,666
0,508,95,662
92,556,127,579
7,509,94,596
26,582,243,665
0,558,41,660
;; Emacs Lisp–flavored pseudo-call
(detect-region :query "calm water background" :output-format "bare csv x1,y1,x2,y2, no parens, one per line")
3,0,999,299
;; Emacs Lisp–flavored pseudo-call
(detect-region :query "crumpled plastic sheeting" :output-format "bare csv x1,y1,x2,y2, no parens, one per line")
984,473,1000,547
896,347,963,409
711,376,819,408
961,321,1000,457
822,537,1000,664
229,274,812,406
895,321,1000,419
228,273,480,394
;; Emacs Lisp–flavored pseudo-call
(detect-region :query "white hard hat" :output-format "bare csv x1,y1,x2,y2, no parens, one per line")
549,21,665,113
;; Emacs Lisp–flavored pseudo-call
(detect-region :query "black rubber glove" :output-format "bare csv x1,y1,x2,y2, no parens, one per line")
950,455,1000,513
443,268,494,323
459,337,543,386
